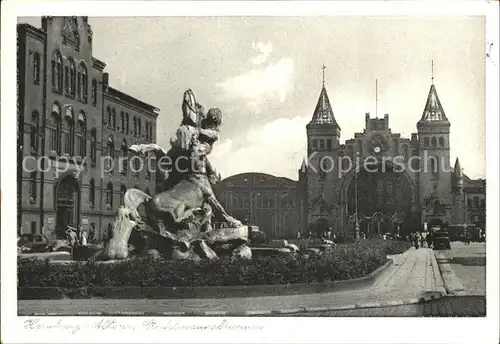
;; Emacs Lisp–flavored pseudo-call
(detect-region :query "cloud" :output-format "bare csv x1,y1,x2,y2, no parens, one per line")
250,41,273,65
216,57,294,109
210,116,309,180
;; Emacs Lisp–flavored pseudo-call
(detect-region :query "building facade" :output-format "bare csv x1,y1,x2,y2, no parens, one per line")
303,81,485,237
17,17,158,241
214,173,302,239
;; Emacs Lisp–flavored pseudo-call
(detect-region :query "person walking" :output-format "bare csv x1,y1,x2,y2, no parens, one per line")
426,231,433,248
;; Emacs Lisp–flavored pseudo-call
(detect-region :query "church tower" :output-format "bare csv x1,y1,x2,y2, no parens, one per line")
417,67,452,222
451,157,466,223
305,67,342,233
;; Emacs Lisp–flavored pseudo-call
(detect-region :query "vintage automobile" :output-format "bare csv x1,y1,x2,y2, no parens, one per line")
433,231,451,250
17,233,71,254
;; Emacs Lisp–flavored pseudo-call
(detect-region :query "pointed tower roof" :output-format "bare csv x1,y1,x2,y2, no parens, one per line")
309,86,340,127
420,84,448,122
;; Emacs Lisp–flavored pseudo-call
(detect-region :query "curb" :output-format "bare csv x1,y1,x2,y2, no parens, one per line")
18,259,394,300
20,290,447,316
433,251,467,296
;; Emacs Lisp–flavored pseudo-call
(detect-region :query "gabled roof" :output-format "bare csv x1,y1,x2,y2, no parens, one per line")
309,86,340,127
420,84,448,122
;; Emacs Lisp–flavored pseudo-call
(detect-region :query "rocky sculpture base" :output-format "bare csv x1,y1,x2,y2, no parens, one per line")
100,189,252,262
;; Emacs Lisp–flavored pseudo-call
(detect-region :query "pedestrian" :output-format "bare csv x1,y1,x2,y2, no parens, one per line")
413,232,420,249
420,232,426,247
426,231,433,248
327,228,332,240
89,223,96,243
80,228,88,246
297,231,301,239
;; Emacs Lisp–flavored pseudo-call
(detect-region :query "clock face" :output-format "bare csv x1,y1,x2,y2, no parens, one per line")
370,134,388,155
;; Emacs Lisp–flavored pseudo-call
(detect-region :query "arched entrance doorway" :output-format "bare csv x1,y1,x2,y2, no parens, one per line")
315,217,330,238
55,175,80,238
345,161,416,237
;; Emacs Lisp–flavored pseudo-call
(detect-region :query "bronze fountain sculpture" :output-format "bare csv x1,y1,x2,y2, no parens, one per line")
101,89,250,261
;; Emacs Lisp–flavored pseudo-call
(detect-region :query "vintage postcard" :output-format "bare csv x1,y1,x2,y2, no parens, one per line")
1,1,499,343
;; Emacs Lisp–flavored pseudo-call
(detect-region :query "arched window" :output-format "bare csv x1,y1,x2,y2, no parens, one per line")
138,118,142,137
77,62,88,102
120,111,125,133
89,179,95,207
150,123,153,141
120,185,127,205
431,137,437,147
106,182,113,207
62,107,74,156
125,113,129,134
144,121,148,141
112,108,116,130
133,117,137,137
403,145,409,161
107,136,115,172
473,196,480,208
75,111,86,157
49,103,62,154
69,58,76,97
51,51,63,92
91,79,98,106
90,128,97,164
439,137,445,147
31,110,39,152
133,155,141,177
30,172,37,201
32,52,40,84
121,139,128,175
430,156,439,177
424,137,430,147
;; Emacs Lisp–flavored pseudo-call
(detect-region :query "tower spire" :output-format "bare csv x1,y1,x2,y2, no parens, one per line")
322,64,326,87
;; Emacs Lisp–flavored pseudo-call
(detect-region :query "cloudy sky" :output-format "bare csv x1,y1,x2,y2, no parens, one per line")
20,16,486,180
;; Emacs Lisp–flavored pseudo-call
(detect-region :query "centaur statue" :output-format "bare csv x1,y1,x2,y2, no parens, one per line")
102,89,249,261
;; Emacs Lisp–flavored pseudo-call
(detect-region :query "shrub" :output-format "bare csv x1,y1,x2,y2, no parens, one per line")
17,239,411,288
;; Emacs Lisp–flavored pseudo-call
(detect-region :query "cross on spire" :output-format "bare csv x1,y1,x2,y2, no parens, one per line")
431,60,434,84
322,64,326,87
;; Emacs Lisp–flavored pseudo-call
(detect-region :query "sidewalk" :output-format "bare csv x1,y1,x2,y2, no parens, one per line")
18,248,447,316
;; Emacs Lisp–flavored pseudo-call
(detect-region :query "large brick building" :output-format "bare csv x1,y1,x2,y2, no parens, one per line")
214,173,303,239
17,17,159,240
214,80,486,239
302,80,485,237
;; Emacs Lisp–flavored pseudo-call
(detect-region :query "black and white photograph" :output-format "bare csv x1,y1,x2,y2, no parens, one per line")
1,1,499,344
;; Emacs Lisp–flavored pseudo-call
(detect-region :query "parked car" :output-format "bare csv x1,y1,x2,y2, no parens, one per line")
433,231,451,250
17,234,71,254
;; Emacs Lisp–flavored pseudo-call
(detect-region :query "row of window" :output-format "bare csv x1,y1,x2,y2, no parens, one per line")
50,51,94,104
467,197,485,209
105,107,154,141
31,51,99,106
103,136,151,179
226,194,297,209
28,176,152,208
311,138,333,151
423,136,445,148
